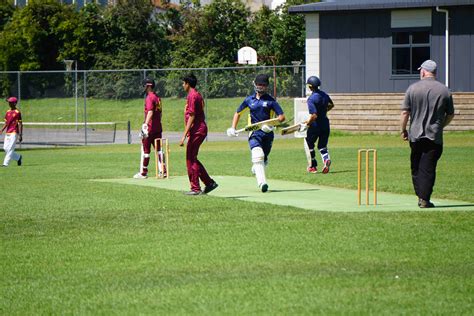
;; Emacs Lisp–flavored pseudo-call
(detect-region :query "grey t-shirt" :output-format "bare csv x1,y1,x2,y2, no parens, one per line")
402,77,454,144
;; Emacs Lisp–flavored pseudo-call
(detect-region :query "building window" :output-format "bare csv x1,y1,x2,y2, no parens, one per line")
392,29,430,75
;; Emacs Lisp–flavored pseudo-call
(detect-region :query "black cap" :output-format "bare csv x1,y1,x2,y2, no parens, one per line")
143,78,155,88
255,74,270,85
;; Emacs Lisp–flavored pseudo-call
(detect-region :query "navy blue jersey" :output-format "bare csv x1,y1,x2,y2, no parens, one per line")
307,90,332,127
236,93,284,124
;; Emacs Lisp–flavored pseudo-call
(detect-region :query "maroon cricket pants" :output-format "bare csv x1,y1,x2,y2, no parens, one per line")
186,133,212,192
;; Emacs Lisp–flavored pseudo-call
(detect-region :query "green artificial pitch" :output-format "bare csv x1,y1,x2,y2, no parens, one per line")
95,176,474,212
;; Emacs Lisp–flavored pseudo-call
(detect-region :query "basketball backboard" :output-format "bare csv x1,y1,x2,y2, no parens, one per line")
237,46,257,65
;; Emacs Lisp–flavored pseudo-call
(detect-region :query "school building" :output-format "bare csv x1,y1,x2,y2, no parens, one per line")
289,0,474,132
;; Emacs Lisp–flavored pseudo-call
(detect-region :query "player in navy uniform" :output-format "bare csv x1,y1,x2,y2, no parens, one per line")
227,74,285,192
302,76,334,174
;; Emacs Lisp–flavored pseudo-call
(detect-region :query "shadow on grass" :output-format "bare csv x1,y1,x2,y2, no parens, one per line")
269,189,320,193
436,204,474,208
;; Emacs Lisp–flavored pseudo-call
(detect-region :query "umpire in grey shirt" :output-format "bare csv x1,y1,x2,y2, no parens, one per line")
400,60,455,208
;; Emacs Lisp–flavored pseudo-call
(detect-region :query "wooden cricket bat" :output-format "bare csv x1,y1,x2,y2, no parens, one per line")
281,123,302,136
236,118,281,133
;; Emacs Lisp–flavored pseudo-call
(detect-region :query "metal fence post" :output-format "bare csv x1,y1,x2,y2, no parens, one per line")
84,70,88,145
17,71,21,105
301,66,305,97
204,68,208,139
75,62,78,130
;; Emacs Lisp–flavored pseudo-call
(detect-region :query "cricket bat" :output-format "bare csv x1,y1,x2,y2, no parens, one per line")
236,118,281,133
281,123,302,136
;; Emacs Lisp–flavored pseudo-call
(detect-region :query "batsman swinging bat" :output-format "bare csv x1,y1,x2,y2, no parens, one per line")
281,123,303,135
235,118,281,134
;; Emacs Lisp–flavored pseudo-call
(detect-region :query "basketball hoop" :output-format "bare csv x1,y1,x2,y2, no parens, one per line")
64,60,74,72
237,46,257,65
292,61,302,74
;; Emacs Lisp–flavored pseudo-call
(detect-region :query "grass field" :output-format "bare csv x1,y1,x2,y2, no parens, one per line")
1,133,473,314
17,97,295,132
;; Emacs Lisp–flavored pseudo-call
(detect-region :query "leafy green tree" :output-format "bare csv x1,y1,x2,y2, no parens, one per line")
0,0,14,30
0,0,76,71
57,3,106,70
170,0,251,68
250,0,307,65
94,0,170,70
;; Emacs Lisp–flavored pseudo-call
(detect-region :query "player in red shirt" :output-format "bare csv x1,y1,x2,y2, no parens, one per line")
134,78,163,178
1,97,23,167
180,74,218,195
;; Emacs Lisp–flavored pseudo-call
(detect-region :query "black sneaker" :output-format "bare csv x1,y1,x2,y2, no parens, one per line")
419,199,435,208
184,190,201,196
260,183,268,193
17,155,22,166
203,182,218,194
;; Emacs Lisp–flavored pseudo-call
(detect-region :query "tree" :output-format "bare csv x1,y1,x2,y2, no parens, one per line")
249,0,307,66
0,0,14,30
170,0,251,68
57,3,107,70
0,0,76,71
93,0,170,70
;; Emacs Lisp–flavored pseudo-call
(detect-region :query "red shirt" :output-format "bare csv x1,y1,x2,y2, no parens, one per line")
144,92,162,134
4,109,22,134
185,88,207,135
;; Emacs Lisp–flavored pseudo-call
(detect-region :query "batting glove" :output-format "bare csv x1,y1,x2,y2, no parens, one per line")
299,123,308,132
141,123,149,138
226,127,238,137
261,124,275,133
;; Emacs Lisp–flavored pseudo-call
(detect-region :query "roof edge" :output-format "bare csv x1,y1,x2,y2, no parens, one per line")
289,0,474,14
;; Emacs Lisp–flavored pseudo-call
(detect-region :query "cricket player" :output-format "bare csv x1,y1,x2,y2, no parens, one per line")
180,74,218,195
134,78,163,179
302,76,334,174
227,74,285,192
1,97,23,167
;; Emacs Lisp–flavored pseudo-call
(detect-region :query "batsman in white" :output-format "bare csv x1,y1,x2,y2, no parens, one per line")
227,74,285,192
1,97,23,167
134,78,163,179
303,76,334,174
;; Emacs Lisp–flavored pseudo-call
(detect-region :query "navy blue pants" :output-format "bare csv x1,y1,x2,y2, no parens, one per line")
410,138,443,201
305,124,330,151
249,130,274,162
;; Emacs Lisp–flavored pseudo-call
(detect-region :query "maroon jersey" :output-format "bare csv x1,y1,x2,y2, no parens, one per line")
4,109,22,134
185,88,207,135
144,92,162,134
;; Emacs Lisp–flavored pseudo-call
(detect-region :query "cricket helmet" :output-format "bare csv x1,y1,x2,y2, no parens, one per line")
7,96,18,104
254,74,270,86
254,74,270,94
307,76,321,89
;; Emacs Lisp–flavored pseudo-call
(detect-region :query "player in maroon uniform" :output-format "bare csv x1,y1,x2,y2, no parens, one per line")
180,74,218,195
134,78,163,178
1,97,23,167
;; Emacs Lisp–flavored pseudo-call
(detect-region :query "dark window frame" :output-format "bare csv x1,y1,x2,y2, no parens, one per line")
391,27,431,78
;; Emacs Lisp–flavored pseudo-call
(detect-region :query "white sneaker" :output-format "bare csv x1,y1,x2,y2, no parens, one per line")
133,173,147,179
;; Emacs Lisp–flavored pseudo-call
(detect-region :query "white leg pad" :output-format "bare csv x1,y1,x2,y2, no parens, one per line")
251,147,266,186
157,151,163,173
139,146,145,174
303,139,312,165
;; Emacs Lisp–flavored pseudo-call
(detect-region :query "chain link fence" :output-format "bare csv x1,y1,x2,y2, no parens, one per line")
0,65,306,145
